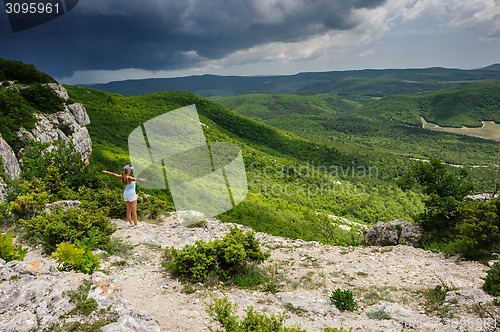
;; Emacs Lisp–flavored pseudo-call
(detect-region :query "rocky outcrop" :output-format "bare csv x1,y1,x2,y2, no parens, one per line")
16,84,92,163
0,83,93,200
466,192,498,201
363,220,422,246
0,134,21,180
67,103,91,127
46,83,69,100
45,200,81,212
0,257,161,331
0,133,21,201
17,111,92,163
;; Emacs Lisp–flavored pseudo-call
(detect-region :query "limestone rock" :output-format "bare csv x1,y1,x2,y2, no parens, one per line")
171,210,206,227
445,288,493,306
0,258,162,331
46,83,69,100
0,178,6,202
363,220,422,246
365,301,445,331
45,200,81,211
275,291,340,316
0,133,21,180
17,109,92,163
67,103,91,126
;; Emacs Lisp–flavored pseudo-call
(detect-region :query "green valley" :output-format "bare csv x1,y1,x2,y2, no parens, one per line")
64,86,425,244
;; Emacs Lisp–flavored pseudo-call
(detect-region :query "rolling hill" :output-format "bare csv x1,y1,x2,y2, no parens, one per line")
87,66,500,100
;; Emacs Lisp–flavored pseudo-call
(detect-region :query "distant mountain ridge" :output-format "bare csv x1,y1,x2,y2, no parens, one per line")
480,63,500,71
86,66,500,99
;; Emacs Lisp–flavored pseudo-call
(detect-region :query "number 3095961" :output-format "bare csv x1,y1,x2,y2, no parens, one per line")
5,2,60,14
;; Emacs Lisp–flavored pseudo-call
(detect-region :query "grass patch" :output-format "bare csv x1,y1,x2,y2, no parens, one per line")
422,118,500,142
417,282,456,315
366,309,392,320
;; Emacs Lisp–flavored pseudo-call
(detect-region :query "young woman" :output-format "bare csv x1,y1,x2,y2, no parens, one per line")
102,165,145,227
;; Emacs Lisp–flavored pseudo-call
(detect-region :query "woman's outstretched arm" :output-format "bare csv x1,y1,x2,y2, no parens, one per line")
129,176,146,182
102,170,122,179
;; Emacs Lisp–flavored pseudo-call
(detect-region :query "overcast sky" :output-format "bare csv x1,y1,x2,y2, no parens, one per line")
1,0,499,84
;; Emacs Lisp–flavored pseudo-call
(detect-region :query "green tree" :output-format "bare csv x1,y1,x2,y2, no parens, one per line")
399,159,474,234
458,199,500,258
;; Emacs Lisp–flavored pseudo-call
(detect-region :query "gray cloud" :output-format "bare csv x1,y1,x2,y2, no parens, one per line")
0,0,387,78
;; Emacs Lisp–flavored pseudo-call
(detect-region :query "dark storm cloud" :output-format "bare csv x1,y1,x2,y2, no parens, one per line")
0,0,387,78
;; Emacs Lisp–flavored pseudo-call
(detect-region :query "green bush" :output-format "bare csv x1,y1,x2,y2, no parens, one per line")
457,199,500,259
52,242,100,274
9,184,51,219
77,186,124,219
206,295,305,332
164,227,270,283
0,87,38,147
22,207,115,253
0,233,27,262
20,140,99,190
138,194,174,219
482,264,500,296
399,159,474,234
329,289,358,312
0,202,11,223
19,83,64,114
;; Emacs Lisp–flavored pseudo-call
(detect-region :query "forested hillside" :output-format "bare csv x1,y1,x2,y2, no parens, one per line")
65,86,425,243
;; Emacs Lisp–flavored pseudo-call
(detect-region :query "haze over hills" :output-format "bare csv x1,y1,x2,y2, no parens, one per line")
480,63,500,71
86,65,500,99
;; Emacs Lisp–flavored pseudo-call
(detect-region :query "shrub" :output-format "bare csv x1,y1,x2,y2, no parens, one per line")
0,202,11,223
482,264,500,296
399,159,474,234
329,289,358,312
22,207,115,253
0,233,27,262
19,83,64,114
0,87,38,147
9,179,52,219
164,227,270,283
52,242,99,274
78,186,124,219
206,295,305,332
138,194,174,219
457,199,500,259
20,140,93,190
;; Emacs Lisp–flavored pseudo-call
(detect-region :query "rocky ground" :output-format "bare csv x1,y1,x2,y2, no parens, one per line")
1,213,499,331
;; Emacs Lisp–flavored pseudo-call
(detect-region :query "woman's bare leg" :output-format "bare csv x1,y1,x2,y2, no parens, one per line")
130,200,138,226
125,201,133,225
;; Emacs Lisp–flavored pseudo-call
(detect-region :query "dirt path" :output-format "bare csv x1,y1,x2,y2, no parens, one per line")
104,215,498,332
